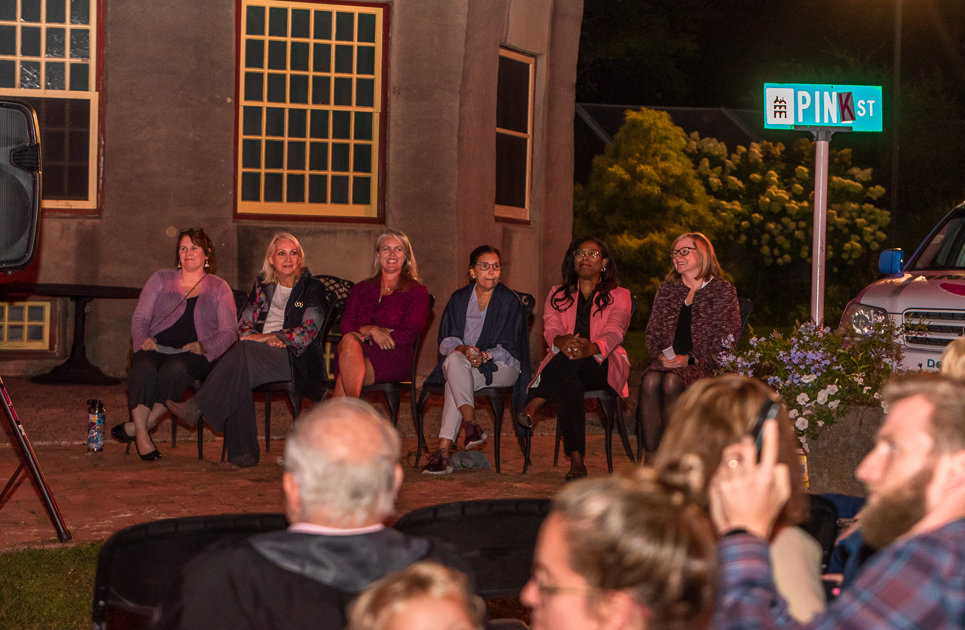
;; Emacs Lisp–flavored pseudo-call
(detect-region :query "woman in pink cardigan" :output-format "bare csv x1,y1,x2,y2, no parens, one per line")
515,237,631,480
637,232,740,457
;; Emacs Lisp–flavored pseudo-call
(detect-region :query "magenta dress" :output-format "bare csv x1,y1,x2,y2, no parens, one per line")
339,276,431,382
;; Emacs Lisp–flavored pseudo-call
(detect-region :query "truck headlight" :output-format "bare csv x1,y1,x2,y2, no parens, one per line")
841,302,888,336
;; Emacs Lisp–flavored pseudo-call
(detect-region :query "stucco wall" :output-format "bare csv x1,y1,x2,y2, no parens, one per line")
0,0,584,385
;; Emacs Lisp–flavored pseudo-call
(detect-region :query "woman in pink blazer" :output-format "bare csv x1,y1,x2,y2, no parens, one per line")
516,237,631,480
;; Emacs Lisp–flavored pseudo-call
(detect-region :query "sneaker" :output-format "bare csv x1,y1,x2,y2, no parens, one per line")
422,449,453,475
463,421,488,450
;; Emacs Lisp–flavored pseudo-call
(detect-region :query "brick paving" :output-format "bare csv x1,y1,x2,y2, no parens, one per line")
0,378,637,551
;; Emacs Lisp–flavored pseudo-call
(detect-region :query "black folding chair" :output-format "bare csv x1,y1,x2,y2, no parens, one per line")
92,513,288,629
393,498,550,599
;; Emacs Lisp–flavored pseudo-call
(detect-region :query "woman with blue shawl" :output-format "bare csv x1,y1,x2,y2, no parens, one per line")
421,245,530,475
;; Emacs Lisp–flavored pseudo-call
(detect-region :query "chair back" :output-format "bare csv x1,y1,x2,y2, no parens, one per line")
92,513,287,629
800,493,839,573
394,498,550,599
514,290,536,323
737,297,753,344
314,275,356,380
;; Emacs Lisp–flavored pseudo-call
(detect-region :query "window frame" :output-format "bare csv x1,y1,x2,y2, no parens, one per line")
495,47,535,223
0,0,104,214
233,0,389,222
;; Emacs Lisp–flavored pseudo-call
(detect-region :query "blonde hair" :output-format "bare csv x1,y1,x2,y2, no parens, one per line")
259,232,306,285
552,467,716,630
372,229,420,283
665,232,723,282
652,374,809,529
347,561,484,630
941,338,965,380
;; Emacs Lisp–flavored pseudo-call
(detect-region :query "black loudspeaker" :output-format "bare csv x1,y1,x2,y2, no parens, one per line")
0,100,41,270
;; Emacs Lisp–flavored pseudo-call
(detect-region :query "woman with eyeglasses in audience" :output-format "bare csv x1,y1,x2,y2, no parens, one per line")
421,245,530,475
516,236,631,481
116,228,237,461
333,229,431,398
637,232,740,457
521,465,717,630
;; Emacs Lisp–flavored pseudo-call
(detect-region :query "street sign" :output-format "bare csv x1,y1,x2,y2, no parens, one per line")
763,83,883,132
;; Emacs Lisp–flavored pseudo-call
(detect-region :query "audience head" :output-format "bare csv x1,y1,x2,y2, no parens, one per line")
347,561,485,630
521,466,717,630
940,338,965,380
259,232,306,285
665,232,722,282
856,372,965,548
653,374,809,529
282,397,402,528
374,228,419,282
176,228,216,273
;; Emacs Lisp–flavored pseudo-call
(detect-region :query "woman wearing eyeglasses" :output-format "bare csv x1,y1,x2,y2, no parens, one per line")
637,232,740,457
115,228,237,461
516,236,631,481
421,245,530,475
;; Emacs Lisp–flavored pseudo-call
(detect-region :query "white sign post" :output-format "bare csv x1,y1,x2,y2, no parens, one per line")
763,83,883,325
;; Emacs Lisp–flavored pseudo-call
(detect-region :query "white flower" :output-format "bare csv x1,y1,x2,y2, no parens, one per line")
826,384,839,395
796,392,810,405
828,400,841,409
794,417,808,431
874,392,881,400
801,374,817,384
817,420,825,427
816,389,829,405
788,408,799,419
853,375,864,385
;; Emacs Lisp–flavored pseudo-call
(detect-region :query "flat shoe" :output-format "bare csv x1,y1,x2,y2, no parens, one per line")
515,411,534,430
564,469,588,482
166,399,201,427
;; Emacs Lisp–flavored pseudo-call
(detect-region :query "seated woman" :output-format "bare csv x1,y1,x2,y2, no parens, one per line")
167,233,325,467
516,237,631,481
347,561,485,630
334,229,431,398
421,245,530,475
637,232,740,456
521,466,717,630
115,228,237,460
652,374,825,623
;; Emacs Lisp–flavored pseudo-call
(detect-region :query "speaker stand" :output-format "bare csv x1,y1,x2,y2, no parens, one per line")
0,376,71,542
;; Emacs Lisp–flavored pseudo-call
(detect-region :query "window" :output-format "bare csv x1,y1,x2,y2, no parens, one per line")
0,300,51,350
495,48,534,221
0,0,100,211
236,0,386,219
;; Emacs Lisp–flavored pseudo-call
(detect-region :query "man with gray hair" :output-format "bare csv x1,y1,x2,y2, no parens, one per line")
157,398,459,629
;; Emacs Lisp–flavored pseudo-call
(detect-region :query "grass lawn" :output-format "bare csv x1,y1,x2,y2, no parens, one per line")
0,543,101,629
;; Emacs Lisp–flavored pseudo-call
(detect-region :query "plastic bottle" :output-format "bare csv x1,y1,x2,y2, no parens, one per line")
87,399,104,452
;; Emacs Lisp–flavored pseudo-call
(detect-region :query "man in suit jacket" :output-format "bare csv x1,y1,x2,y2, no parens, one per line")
156,398,459,630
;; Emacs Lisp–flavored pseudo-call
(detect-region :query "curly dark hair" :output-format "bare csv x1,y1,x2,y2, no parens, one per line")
550,236,618,315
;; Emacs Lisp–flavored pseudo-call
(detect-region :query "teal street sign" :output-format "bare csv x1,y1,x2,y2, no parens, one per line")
763,83,883,132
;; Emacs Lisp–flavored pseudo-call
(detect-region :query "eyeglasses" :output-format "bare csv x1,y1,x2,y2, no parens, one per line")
671,246,695,258
474,262,501,271
574,249,602,260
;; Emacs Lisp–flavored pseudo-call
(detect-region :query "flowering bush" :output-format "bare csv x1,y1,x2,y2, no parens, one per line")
717,320,903,442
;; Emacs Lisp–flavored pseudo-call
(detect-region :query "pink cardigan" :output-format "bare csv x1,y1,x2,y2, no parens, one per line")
531,284,632,397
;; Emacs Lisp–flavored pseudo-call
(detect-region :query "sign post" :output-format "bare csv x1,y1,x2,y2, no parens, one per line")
763,83,883,325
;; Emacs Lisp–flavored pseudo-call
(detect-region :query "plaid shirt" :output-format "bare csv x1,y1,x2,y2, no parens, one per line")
712,520,965,629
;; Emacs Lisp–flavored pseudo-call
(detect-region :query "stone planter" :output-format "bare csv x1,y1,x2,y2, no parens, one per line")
804,405,884,497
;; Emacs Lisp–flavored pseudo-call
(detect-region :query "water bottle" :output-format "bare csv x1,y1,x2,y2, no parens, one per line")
87,399,104,452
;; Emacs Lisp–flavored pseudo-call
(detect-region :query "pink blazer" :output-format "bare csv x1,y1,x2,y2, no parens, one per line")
531,285,632,397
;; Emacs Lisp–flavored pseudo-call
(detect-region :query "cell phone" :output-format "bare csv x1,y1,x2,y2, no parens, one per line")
750,398,781,458
662,346,676,360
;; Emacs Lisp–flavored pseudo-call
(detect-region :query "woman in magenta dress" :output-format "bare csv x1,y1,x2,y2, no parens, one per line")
334,229,431,396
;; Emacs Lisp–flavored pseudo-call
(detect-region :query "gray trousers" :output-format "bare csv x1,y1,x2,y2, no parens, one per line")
192,340,291,464
438,352,520,441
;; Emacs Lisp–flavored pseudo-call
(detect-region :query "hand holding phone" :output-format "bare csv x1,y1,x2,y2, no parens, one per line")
750,398,781,459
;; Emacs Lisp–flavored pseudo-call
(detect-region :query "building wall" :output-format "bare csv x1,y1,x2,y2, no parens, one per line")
0,0,583,383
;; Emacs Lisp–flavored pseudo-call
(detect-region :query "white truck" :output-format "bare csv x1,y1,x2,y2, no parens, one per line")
840,202,965,370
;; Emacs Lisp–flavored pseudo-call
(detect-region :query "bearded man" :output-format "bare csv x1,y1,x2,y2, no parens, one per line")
708,372,965,629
